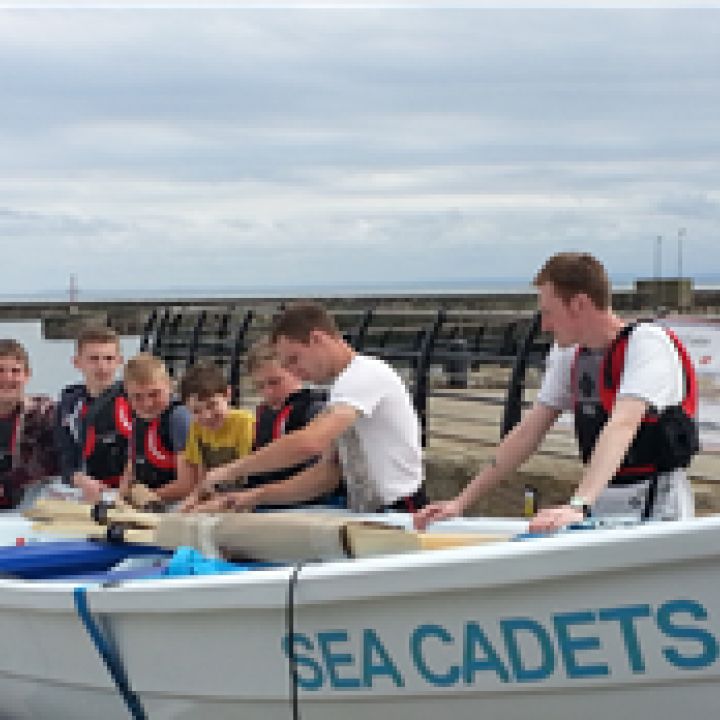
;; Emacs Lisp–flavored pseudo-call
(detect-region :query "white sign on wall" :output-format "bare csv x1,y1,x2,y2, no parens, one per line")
662,320,720,375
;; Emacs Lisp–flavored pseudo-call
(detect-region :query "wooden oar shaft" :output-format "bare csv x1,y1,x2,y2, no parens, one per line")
31,519,156,545
25,499,162,529
25,499,93,521
30,510,512,561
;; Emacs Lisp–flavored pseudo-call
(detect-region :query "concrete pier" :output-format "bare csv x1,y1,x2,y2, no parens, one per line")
3,278,720,340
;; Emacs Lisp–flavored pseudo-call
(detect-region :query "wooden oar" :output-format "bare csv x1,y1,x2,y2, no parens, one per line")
31,511,510,562
25,498,162,529
32,519,155,544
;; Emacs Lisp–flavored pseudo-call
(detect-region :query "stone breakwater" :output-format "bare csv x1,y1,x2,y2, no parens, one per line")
3,279,720,339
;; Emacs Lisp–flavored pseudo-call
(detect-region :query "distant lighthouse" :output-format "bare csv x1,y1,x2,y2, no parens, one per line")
68,273,78,303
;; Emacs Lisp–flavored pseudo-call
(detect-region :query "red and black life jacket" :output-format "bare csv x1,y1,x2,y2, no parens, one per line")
572,321,699,485
131,401,183,490
81,384,132,487
58,382,131,487
246,388,327,489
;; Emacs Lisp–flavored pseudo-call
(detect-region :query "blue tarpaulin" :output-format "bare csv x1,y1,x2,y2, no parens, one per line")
0,540,171,580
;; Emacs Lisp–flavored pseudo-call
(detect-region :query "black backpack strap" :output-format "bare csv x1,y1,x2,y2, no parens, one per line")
603,321,642,390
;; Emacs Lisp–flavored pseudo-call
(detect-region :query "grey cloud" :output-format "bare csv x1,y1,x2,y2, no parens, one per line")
1,8,719,293
0,206,127,237
655,193,720,221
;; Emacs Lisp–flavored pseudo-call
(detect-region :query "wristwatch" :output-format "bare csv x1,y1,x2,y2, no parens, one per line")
568,495,592,518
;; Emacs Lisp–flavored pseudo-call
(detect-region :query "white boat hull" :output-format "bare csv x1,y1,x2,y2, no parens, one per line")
1,514,719,719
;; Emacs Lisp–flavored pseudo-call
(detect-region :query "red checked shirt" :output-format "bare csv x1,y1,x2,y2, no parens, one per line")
0,395,58,509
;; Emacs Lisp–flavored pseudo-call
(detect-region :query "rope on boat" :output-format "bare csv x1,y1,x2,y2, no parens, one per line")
73,586,149,720
286,562,305,720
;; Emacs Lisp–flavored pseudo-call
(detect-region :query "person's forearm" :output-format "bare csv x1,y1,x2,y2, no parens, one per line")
248,460,339,507
455,460,503,512
457,405,557,512
117,464,131,496
156,477,196,502
224,429,322,481
156,458,198,502
575,416,642,504
194,463,205,491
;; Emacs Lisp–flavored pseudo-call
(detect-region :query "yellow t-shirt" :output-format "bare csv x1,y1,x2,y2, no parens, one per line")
184,408,255,470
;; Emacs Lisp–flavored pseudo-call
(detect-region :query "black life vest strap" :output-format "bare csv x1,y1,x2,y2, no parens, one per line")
84,381,125,428
603,322,639,392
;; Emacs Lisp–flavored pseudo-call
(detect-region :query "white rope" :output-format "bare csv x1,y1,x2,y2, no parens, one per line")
196,514,220,558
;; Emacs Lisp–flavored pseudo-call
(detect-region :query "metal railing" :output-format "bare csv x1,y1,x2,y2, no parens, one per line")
140,305,548,446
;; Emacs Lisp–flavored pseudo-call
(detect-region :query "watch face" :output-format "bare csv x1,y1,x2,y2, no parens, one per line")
569,497,591,518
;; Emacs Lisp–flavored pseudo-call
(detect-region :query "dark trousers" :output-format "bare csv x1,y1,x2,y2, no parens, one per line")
382,486,427,513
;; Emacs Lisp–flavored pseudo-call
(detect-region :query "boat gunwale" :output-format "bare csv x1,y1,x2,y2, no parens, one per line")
1,515,718,613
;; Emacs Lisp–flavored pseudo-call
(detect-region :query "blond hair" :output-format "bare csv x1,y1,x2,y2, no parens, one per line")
246,336,279,375
124,353,170,385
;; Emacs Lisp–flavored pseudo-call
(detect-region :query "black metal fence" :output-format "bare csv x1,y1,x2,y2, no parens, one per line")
139,305,550,446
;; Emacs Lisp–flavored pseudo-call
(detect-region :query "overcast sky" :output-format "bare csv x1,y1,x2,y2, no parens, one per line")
1,7,719,296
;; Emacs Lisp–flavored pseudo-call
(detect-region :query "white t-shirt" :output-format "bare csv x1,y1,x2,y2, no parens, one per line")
329,354,423,512
537,323,692,520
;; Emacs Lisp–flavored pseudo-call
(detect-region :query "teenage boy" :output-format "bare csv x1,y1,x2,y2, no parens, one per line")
189,338,339,512
55,326,132,503
0,339,57,509
245,337,332,495
200,302,425,514
176,362,254,511
415,252,699,533
119,353,193,505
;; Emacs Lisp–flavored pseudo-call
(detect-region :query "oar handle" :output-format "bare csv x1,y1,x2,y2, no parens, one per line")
105,524,156,544
94,503,162,529
26,498,161,529
31,519,157,545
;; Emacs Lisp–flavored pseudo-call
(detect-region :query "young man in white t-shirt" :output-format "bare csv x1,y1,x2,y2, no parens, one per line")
415,252,697,533
201,302,425,513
